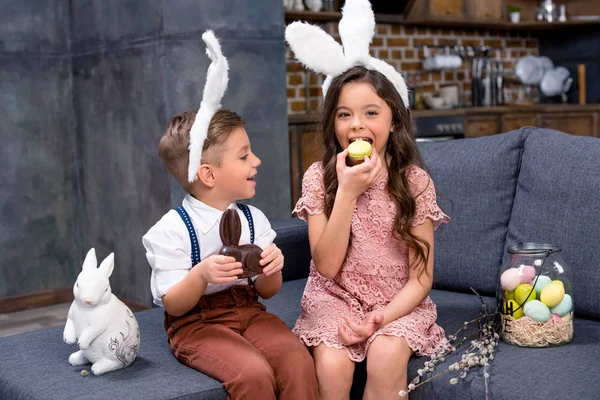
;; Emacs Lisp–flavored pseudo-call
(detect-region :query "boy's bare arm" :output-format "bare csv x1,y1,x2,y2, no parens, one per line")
253,244,284,299
162,270,208,317
163,255,243,316
254,272,282,299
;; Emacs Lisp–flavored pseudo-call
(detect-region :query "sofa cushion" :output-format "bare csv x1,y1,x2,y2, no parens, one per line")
2,282,599,399
408,290,600,400
0,307,226,400
0,280,308,400
271,217,311,282
506,128,600,320
418,130,526,296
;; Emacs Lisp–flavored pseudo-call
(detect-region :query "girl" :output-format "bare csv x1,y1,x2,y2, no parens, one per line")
292,66,450,399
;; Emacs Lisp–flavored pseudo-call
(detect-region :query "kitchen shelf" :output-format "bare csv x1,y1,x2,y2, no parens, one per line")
504,19,600,30
284,10,405,24
288,104,600,122
284,10,341,22
284,11,600,31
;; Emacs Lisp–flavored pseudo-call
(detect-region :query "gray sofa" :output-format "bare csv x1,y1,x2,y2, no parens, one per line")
2,127,600,399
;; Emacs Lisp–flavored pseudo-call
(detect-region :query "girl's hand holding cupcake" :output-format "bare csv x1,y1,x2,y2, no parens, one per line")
336,148,383,201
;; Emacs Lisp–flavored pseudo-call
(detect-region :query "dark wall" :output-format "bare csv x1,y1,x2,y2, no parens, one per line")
539,27,599,104
0,0,289,305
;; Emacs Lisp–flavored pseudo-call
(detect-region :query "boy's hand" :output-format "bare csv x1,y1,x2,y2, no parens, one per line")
194,255,243,284
337,311,384,345
259,244,284,276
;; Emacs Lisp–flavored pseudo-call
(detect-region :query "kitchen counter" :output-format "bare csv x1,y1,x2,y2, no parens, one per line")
289,104,599,141
412,104,600,118
288,104,600,123
288,104,598,207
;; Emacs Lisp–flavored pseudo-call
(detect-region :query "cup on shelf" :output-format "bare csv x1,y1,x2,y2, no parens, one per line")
424,94,449,110
439,85,459,107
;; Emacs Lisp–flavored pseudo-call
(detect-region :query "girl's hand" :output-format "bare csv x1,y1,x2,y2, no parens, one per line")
337,311,384,345
259,244,284,276
335,149,383,200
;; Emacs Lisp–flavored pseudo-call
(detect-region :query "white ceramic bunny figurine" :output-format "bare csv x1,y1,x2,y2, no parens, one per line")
63,248,140,375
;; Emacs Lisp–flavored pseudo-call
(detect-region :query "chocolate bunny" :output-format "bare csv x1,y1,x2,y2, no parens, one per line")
218,209,263,278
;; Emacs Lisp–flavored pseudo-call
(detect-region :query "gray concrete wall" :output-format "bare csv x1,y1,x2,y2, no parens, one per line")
0,0,289,306
0,1,80,298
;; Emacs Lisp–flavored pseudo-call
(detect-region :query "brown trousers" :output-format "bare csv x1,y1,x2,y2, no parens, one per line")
165,285,318,400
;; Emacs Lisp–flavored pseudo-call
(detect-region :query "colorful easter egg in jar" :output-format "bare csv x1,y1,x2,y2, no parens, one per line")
515,283,536,305
518,265,536,283
500,243,574,347
500,268,522,291
524,300,551,323
550,293,573,317
532,275,552,295
502,299,524,319
548,314,564,325
540,282,565,307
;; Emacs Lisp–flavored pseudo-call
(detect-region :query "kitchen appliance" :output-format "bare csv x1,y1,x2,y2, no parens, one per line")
414,116,466,142
472,57,505,107
540,66,573,101
541,0,559,22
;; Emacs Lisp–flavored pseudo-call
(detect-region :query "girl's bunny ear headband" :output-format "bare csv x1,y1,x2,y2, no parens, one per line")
285,0,409,109
188,30,230,183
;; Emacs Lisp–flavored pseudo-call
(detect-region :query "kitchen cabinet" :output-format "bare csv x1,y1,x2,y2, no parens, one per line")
405,0,505,23
470,0,504,22
405,0,468,22
538,112,598,137
465,115,501,138
289,121,321,207
502,113,537,132
429,0,467,19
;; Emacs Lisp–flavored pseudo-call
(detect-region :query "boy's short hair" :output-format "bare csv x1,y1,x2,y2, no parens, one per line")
159,109,245,191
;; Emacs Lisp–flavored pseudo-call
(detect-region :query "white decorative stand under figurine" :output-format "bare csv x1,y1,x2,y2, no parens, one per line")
63,248,140,375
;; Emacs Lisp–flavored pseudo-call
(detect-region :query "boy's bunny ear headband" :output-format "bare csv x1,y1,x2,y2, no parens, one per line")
285,0,409,109
188,30,229,183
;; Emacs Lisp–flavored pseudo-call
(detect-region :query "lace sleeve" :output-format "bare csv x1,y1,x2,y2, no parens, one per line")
293,162,325,222
407,166,450,230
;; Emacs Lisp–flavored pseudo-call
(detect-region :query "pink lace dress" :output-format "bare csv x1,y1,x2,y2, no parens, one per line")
292,162,451,362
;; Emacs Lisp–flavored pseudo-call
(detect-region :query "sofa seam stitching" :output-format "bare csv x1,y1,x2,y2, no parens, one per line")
501,126,528,257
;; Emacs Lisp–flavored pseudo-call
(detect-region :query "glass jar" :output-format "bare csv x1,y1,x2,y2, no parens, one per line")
498,243,574,347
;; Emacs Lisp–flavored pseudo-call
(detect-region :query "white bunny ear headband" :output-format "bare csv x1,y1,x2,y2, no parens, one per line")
285,0,409,109
188,30,230,183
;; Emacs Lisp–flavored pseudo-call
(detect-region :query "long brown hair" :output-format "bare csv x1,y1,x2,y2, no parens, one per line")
319,66,431,279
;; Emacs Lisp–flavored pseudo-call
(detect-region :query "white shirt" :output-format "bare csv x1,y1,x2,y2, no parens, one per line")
142,194,276,306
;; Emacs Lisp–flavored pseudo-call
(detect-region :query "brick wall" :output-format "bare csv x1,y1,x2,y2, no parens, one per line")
286,24,539,114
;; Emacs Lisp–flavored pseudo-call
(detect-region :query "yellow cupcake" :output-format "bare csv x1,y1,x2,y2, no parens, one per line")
347,140,372,164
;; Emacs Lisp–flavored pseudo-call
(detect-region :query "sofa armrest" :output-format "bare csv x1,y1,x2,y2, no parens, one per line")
271,218,311,282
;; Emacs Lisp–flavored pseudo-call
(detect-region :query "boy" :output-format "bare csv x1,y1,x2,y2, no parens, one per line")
142,31,317,400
